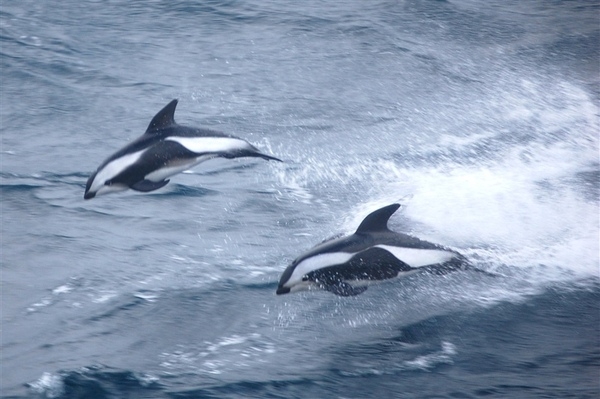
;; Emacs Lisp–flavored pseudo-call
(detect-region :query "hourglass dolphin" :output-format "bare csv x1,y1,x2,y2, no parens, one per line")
276,204,470,296
84,99,281,199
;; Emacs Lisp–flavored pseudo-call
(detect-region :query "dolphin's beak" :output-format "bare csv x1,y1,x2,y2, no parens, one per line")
276,286,290,295
84,173,97,200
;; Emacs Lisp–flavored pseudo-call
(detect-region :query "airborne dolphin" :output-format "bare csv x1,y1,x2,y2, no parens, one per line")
276,203,470,296
84,99,281,199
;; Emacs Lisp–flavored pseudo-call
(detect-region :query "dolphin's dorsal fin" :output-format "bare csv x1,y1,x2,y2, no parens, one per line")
355,203,401,233
146,99,178,132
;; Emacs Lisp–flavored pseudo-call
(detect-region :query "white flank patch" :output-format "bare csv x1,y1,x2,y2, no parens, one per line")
90,149,146,193
165,136,252,154
288,252,354,286
375,245,456,268
145,155,216,182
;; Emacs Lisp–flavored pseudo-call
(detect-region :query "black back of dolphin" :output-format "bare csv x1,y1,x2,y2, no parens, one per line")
111,99,281,159
294,204,448,263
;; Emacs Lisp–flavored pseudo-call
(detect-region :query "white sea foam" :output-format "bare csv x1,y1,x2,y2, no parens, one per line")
28,372,64,398
403,341,457,370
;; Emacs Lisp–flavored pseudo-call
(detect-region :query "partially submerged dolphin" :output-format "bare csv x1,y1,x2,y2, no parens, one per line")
276,203,471,296
84,99,281,199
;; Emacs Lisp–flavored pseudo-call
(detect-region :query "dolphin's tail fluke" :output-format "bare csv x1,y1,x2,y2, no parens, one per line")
221,148,283,162
424,257,500,278
255,153,283,162
469,266,502,278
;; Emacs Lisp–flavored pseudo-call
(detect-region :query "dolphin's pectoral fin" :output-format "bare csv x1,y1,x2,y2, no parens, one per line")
323,281,368,297
130,179,170,192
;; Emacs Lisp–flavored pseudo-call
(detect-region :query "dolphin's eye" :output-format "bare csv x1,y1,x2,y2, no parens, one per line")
105,180,112,186
302,275,309,282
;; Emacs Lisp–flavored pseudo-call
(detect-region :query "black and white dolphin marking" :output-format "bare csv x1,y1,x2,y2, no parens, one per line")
276,203,470,296
84,99,281,199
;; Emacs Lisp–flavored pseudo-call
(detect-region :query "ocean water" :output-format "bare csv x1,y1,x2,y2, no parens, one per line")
1,1,599,398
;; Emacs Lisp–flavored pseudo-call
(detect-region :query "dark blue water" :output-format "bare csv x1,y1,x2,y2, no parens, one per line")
1,1,599,398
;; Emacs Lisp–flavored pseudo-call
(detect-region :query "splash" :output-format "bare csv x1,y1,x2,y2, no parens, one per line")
275,77,599,289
